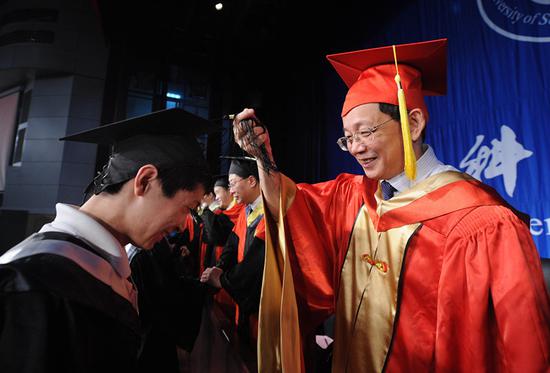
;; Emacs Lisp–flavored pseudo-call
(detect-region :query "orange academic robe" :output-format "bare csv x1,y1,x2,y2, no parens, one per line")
259,172,550,372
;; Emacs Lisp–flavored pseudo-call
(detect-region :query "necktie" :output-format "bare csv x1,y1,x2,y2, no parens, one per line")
245,205,254,227
381,180,397,200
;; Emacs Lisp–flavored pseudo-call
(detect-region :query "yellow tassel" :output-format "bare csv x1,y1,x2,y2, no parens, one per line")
392,46,417,180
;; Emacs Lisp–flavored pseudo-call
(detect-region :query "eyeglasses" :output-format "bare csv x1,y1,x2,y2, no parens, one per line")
228,178,246,189
336,117,395,151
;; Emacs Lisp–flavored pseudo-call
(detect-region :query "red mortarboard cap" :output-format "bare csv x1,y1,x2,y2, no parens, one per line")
326,38,447,118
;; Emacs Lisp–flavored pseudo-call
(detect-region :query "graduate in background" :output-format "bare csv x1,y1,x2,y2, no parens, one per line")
201,175,240,272
188,174,253,373
213,175,236,211
199,174,243,322
201,157,265,346
0,108,214,373
232,39,550,372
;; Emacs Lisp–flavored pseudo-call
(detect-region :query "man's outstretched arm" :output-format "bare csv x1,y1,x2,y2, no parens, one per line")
232,108,281,221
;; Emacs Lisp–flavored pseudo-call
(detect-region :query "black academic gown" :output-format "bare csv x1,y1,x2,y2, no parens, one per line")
0,237,140,373
217,210,265,341
201,208,235,268
129,240,206,373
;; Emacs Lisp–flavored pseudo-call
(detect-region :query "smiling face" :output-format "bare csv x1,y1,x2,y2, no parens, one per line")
228,174,259,205
129,179,205,249
214,185,233,209
342,103,405,181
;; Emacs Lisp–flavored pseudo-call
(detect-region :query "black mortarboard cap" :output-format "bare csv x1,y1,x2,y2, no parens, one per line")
220,156,259,179
61,108,219,195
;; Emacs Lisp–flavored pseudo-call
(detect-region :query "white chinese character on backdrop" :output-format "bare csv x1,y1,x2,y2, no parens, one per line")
459,125,533,197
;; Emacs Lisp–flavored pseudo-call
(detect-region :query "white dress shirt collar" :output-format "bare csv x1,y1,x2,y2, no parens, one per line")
38,203,131,278
384,145,458,195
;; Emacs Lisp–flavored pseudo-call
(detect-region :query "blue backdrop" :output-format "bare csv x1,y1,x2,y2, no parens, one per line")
322,0,550,258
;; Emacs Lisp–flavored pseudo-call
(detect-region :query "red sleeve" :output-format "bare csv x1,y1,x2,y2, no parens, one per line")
435,205,550,371
283,173,369,330
259,173,376,372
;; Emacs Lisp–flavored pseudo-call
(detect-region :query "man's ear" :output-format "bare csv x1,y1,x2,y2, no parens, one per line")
133,164,159,196
408,108,426,143
248,175,259,188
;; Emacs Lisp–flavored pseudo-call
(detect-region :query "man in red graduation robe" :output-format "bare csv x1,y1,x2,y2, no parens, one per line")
232,39,550,372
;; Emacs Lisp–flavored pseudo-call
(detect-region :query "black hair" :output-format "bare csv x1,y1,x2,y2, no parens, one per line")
102,164,212,198
379,103,401,121
379,102,426,141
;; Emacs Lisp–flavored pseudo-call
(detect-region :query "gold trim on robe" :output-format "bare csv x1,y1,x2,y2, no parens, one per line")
335,172,472,372
258,174,302,372
258,171,475,372
333,206,420,372
373,171,474,219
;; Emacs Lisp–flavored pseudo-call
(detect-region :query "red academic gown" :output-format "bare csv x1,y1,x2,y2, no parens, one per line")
259,171,550,372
